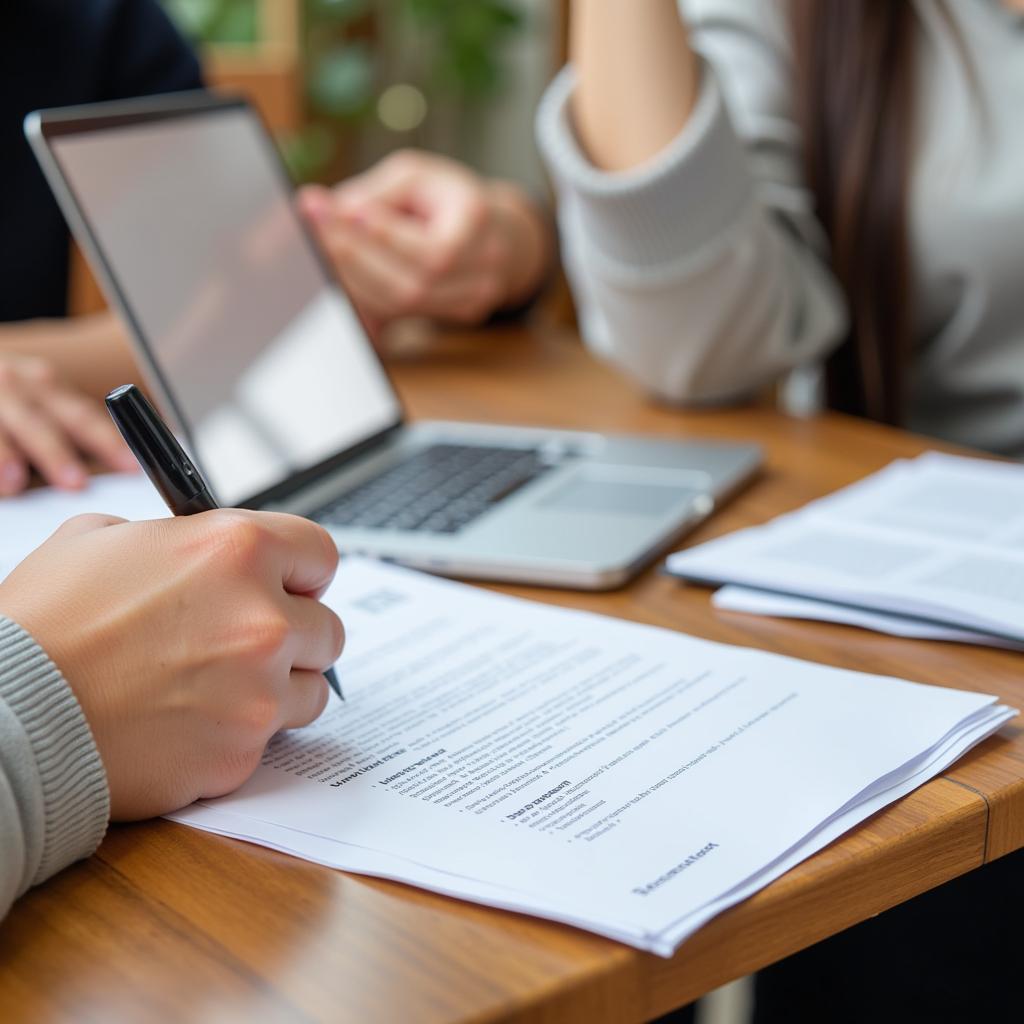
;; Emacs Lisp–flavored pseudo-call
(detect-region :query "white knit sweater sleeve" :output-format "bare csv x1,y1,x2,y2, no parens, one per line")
535,0,848,404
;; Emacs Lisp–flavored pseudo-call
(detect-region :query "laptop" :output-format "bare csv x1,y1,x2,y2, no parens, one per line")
25,92,760,589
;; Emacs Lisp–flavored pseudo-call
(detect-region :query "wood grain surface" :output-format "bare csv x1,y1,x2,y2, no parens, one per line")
1,325,1020,1023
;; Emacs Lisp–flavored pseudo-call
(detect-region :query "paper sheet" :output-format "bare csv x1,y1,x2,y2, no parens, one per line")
172,699,1012,954
712,586,1024,650
169,558,1015,955
667,452,1024,643
4,472,1014,953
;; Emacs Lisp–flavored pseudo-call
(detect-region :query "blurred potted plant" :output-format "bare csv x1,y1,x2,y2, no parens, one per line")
162,0,525,182
163,0,262,43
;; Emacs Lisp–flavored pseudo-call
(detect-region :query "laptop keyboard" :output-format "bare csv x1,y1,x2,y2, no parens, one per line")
313,443,555,535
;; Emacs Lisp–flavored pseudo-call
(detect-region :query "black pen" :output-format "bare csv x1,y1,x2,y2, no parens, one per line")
105,384,343,701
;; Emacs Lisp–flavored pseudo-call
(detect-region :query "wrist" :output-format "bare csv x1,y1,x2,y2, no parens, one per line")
0,313,136,400
486,182,555,310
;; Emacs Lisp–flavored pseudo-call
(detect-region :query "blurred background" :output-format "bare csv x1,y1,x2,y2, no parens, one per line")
67,11,756,1017
70,0,563,317
160,0,558,193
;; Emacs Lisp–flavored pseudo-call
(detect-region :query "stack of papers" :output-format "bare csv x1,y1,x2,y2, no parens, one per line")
668,453,1024,649
1,474,1014,954
170,558,1014,956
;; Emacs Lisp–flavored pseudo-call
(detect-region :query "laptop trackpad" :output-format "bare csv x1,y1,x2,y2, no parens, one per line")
541,475,698,516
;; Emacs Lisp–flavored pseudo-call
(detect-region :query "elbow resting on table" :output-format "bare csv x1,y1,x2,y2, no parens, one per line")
571,237,849,408
581,323,767,407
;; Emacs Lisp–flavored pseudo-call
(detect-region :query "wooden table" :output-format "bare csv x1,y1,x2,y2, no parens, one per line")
2,326,1021,1023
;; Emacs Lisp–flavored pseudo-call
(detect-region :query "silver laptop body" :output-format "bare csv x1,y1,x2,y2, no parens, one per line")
26,92,759,590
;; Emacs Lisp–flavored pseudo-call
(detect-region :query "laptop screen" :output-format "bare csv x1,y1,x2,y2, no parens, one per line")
47,102,402,506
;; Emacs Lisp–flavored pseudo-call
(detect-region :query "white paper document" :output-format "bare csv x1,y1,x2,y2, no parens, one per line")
168,557,1015,956
3,473,1013,953
668,452,1024,646
712,586,1024,650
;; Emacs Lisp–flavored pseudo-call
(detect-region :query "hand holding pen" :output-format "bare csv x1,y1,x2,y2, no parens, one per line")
105,384,343,701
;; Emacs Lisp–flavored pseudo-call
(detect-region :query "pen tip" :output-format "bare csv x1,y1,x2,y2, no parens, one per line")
324,666,343,702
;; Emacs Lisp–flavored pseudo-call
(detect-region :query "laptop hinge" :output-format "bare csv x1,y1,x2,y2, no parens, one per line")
238,419,406,510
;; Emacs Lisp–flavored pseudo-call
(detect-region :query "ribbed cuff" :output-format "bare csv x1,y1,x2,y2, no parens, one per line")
0,617,109,887
535,60,753,273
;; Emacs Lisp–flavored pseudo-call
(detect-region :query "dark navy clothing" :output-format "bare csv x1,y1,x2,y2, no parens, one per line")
753,849,1024,1024
1,0,201,322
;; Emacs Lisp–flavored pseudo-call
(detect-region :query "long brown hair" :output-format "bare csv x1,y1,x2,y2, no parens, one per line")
789,0,919,425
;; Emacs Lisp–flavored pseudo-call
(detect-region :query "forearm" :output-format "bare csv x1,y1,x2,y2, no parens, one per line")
570,0,699,172
0,312,138,400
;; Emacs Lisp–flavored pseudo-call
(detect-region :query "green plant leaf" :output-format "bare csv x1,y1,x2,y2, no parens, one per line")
308,43,375,117
162,0,261,44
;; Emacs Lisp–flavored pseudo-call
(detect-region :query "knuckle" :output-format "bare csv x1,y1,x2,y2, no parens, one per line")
463,194,489,233
395,277,427,312
17,405,48,432
330,179,353,203
25,358,57,386
203,512,268,572
237,691,280,736
68,512,120,532
64,512,98,531
425,249,456,277
243,608,292,661
387,148,419,172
